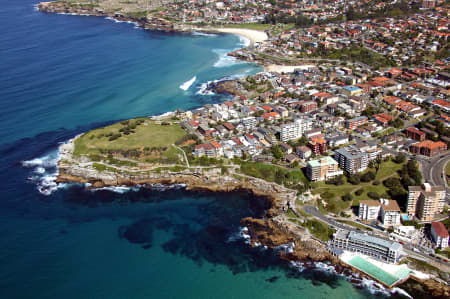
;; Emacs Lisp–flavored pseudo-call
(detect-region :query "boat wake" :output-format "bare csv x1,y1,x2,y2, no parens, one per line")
179,76,197,91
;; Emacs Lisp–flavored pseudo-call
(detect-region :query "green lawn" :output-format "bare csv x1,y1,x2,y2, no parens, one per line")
311,160,405,213
73,118,187,165
336,220,372,231
238,161,308,186
74,119,187,155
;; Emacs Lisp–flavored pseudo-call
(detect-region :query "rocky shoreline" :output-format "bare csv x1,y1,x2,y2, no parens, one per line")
56,135,450,298
37,3,449,296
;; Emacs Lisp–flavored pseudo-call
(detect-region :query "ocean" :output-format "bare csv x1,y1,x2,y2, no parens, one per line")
0,1,401,298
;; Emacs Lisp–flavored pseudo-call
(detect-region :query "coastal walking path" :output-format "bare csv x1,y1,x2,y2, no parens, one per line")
173,144,190,168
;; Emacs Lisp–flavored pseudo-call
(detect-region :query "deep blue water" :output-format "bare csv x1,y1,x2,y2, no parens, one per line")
0,1,396,298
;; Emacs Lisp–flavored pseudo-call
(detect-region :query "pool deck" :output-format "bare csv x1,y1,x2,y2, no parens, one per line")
339,251,429,288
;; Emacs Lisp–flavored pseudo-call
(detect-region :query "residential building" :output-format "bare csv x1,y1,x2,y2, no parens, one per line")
407,183,446,221
296,146,311,160
342,85,363,96
430,221,449,249
308,138,327,155
330,230,403,263
299,101,318,113
405,127,426,141
280,117,313,142
345,116,368,130
326,134,349,147
359,200,381,222
409,140,447,157
359,199,401,226
306,156,343,181
334,145,368,174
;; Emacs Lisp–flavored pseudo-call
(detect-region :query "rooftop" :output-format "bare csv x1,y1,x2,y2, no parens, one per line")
307,156,338,168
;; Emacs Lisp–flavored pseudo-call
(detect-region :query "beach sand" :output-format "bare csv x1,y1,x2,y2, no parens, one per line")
213,28,268,45
265,64,316,73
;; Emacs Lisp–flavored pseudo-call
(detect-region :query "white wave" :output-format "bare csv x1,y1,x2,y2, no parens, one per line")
213,49,243,68
91,185,141,194
196,73,247,95
179,76,197,91
391,287,412,299
33,4,39,11
290,261,305,272
22,146,67,195
146,183,186,191
238,35,251,47
227,226,251,244
192,32,218,37
34,167,46,174
105,16,123,23
150,111,175,119
360,278,390,296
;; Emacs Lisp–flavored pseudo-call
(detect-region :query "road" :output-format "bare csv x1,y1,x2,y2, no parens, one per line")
418,152,450,187
302,205,450,270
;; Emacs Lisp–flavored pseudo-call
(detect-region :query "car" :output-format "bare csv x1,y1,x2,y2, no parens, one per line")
399,241,404,245
444,259,449,263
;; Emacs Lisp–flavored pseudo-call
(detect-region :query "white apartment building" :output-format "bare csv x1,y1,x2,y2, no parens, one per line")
280,117,312,142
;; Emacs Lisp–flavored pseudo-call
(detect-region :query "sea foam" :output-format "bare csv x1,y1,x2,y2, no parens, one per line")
192,32,218,37
22,150,62,196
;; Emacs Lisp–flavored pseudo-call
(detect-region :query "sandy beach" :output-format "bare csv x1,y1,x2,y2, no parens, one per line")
192,27,268,46
213,28,268,45
265,64,316,73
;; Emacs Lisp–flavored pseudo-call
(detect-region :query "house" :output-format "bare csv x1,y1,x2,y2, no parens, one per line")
280,142,293,154
296,146,312,160
431,221,449,249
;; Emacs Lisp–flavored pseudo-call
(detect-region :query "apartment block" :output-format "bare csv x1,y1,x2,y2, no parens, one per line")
345,116,368,130
404,127,426,141
334,145,368,174
359,199,401,226
306,156,343,181
307,138,327,155
407,183,446,221
280,117,312,142
409,140,447,157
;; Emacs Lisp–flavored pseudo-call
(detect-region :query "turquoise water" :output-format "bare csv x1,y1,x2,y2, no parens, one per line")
0,1,398,298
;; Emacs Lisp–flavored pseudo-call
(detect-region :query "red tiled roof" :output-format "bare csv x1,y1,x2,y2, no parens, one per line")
432,221,449,238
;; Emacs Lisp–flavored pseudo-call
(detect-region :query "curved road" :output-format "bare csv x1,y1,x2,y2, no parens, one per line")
418,152,450,192
302,205,450,270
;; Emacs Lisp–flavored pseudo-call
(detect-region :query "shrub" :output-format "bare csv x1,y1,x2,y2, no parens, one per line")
321,191,335,199
372,180,380,185
355,189,364,196
342,193,353,202
367,191,380,200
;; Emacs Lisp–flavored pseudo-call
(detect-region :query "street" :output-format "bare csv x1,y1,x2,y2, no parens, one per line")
302,205,450,270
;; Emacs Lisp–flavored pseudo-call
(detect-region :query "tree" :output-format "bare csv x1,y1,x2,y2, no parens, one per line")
367,191,380,200
342,193,353,202
394,153,406,164
355,189,364,196
361,171,376,182
347,173,361,185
